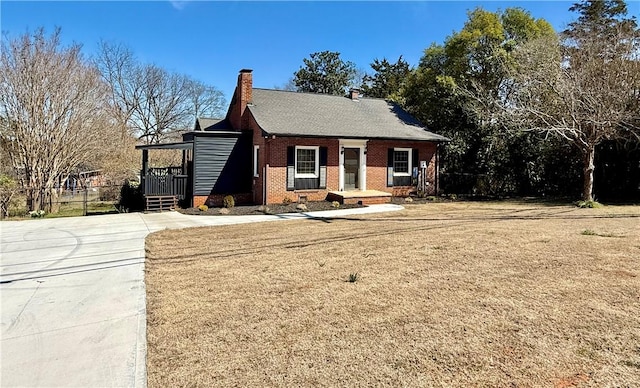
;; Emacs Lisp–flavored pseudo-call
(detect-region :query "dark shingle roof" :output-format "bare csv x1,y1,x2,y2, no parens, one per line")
247,89,449,142
195,117,229,131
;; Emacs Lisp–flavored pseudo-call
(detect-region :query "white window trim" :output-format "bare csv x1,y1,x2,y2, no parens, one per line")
393,148,412,177
338,139,367,191
253,145,259,177
294,146,319,178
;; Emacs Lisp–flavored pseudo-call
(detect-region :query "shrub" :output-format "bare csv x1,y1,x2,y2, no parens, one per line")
29,209,45,218
258,205,271,214
198,204,208,212
296,203,308,211
218,208,230,215
404,197,413,203
282,196,292,205
331,201,340,208
223,195,235,208
99,185,120,202
575,200,602,208
581,229,596,236
347,273,359,283
118,180,144,212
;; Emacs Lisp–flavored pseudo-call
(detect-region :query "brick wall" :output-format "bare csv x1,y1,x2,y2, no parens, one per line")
193,193,253,208
251,136,438,205
366,140,437,196
247,114,264,204
263,137,340,204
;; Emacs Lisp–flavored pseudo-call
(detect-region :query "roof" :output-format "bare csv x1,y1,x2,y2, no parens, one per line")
135,141,193,150
195,117,230,131
247,89,449,142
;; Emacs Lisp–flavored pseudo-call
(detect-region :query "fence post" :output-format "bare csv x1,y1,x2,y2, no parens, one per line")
83,188,88,216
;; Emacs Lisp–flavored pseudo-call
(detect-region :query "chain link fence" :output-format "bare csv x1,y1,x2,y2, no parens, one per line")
1,183,142,219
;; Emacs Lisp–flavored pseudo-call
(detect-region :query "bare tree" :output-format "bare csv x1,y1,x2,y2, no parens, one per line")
506,27,640,201
96,41,225,144
0,28,111,212
274,77,297,91
134,64,193,143
187,78,226,119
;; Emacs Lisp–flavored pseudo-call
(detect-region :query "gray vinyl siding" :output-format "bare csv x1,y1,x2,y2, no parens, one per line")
193,134,251,195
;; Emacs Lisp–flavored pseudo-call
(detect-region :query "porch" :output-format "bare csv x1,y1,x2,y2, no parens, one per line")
327,190,392,205
136,141,193,210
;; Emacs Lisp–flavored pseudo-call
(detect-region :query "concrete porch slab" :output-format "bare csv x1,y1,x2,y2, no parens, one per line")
327,190,392,205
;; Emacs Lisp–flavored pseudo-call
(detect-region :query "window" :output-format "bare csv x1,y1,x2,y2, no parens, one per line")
295,146,319,178
253,145,259,177
393,148,411,176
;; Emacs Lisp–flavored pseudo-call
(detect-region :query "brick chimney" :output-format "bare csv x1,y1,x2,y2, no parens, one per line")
231,69,253,129
349,88,360,101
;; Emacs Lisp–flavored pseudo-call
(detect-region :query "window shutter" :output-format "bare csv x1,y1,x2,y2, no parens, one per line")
412,148,420,186
319,147,328,189
286,146,295,191
387,148,394,187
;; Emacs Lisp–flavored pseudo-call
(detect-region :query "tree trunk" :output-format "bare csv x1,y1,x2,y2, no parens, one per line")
582,145,595,201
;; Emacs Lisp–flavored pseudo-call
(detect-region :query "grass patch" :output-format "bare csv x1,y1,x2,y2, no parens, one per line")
581,229,623,238
575,200,603,208
146,202,640,387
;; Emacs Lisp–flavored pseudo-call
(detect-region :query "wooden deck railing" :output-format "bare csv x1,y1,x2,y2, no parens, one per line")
144,174,187,200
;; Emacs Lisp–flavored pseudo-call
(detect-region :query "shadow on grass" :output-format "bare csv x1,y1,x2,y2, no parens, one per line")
146,205,639,266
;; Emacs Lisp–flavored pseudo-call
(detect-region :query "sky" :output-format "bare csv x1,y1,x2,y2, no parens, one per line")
2,1,639,103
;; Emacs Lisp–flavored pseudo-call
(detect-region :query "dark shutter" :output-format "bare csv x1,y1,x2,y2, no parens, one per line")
286,146,295,191
412,148,420,186
319,147,328,189
387,148,394,187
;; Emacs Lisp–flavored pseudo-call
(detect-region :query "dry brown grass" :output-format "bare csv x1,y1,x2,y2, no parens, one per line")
145,202,640,387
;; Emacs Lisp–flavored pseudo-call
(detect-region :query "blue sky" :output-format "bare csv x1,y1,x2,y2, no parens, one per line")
3,1,637,102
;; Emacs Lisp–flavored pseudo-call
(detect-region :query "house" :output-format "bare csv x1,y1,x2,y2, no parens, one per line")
136,69,449,208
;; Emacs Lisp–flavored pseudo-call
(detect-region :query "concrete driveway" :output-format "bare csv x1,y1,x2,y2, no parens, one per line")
0,204,402,387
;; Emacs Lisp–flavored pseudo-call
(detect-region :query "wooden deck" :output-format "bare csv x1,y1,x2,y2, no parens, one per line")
327,190,392,205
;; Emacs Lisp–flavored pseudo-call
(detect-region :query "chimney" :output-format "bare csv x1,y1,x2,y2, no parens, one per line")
349,88,360,101
232,69,253,129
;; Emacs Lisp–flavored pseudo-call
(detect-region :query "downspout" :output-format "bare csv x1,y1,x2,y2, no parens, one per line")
435,143,439,196
263,136,269,205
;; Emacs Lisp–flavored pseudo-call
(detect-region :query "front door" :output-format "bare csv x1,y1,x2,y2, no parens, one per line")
344,148,360,190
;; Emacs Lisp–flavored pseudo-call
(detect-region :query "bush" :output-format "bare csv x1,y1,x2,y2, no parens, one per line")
347,273,359,283
223,195,235,208
296,203,308,211
575,200,602,208
119,180,143,212
99,185,120,202
29,209,45,218
198,204,208,212
282,196,292,205
331,201,340,208
258,205,271,214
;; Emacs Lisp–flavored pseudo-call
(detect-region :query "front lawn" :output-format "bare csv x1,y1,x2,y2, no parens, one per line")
145,202,640,387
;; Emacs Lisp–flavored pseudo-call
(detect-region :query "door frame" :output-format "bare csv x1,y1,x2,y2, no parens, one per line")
338,139,367,191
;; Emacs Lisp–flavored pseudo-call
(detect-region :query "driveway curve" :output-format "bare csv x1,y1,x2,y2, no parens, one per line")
0,204,402,387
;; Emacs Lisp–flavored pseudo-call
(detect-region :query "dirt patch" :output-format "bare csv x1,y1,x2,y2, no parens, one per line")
146,202,640,387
